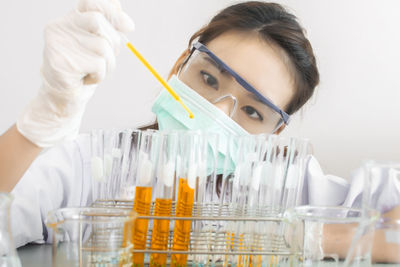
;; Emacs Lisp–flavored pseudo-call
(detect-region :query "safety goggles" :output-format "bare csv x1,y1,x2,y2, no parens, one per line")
178,42,290,134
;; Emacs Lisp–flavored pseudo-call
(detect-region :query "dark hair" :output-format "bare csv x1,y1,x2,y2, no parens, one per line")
169,1,319,115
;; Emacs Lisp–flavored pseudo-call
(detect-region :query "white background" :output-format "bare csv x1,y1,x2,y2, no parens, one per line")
0,0,399,178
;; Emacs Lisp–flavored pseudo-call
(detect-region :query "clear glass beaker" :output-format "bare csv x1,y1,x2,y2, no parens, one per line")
288,206,378,267
361,162,400,264
0,193,21,267
373,217,400,263
46,207,136,267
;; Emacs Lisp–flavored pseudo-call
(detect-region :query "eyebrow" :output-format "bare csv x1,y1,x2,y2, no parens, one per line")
202,54,273,108
202,57,231,78
247,92,271,108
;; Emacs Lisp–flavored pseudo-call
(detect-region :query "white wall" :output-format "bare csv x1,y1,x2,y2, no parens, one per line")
1,1,399,178
279,0,400,178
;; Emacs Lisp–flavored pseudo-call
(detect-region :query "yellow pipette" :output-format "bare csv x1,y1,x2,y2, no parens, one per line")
123,39,194,119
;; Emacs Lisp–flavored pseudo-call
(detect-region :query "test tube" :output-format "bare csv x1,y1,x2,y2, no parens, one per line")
131,130,159,266
219,134,240,266
192,132,219,266
222,134,287,266
102,129,121,200
91,129,120,201
235,135,273,267
267,135,290,212
108,129,143,200
262,135,291,266
256,135,278,214
222,135,255,267
171,131,203,267
280,137,311,211
119,130,142,200
91,129,106,202
90,129,141,202
247,134,275,267
149,131,179,267
265,136,311,266
249,135,272,267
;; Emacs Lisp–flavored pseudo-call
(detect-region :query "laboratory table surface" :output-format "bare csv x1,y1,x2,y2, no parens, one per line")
17,244,399,267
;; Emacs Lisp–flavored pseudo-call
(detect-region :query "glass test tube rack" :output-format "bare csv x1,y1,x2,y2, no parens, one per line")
91,199,301,267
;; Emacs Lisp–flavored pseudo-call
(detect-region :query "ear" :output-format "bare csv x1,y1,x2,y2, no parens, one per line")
274,124,286,135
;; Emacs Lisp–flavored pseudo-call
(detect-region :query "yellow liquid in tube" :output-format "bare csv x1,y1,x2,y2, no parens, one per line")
150,198,172,267
171,178,195,267
121,218,135,266
224,231,234,267
132,186,153,266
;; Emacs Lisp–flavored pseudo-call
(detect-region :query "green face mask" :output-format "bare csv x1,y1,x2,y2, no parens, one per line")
152,75,249,173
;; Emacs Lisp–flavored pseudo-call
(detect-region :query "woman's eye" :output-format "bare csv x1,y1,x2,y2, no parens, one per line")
200,71,219,90
242,106,264,121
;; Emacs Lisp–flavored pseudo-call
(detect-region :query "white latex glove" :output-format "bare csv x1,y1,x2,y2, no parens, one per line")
306,156,349,206
17,0,134,147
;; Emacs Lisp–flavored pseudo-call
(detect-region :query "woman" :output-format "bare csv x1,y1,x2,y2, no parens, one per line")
7,0,399,262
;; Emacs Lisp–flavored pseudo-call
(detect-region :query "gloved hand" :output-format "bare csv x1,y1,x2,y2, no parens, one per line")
17,0,134,147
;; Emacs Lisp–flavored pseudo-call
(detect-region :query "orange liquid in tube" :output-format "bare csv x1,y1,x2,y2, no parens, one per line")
149,198,173,267
132,186,153,266
171,178,195,267
121,218,135,267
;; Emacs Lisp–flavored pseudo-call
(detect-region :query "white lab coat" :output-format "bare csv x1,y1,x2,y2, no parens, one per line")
10,134,400,248
11,134,92,247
